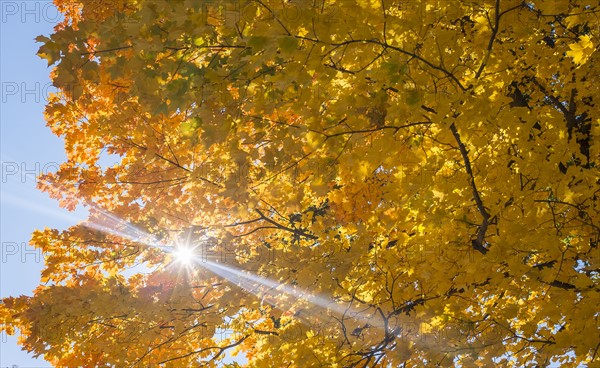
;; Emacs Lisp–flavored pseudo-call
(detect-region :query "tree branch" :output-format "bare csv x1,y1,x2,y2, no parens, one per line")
255,208,318,240
450,123,491,254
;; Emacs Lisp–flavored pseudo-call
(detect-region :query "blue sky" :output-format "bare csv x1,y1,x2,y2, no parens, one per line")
1,1,88,366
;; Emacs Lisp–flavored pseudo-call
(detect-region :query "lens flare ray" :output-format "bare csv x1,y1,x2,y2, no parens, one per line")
4,194,391,333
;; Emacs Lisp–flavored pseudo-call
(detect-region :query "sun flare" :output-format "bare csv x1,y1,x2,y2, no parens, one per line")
172,245,195,266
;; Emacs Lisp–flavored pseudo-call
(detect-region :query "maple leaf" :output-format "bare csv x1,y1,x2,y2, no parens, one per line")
566,35,596,65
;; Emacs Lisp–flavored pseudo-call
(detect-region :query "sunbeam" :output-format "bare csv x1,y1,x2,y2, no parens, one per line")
4,192,391,335
0,192,88,223
83,205,166,249
1,177,337,324
199,260,387,331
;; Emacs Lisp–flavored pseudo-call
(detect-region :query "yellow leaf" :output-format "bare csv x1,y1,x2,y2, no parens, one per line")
566,35,595,65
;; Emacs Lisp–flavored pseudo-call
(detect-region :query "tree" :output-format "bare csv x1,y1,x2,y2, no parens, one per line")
2,0,599,366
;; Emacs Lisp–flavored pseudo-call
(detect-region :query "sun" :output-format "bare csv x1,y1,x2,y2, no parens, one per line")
172,244,196,266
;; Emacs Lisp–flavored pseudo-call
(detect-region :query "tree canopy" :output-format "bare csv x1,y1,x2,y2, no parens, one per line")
2,0,599,366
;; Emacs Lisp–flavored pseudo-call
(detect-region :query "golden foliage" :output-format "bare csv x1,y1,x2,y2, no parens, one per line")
2,0,599,366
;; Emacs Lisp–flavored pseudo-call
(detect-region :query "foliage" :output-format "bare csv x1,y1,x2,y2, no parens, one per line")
2,0,599,366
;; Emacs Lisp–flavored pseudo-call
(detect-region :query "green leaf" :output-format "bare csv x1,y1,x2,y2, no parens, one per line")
278,36,298,53
248,36,269,49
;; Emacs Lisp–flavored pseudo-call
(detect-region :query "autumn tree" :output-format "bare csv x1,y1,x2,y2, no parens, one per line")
2,0,599,366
